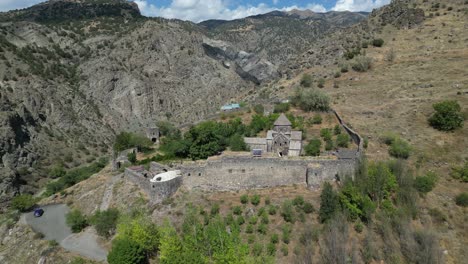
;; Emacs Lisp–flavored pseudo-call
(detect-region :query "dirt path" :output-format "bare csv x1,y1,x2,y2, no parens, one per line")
24,204,107,262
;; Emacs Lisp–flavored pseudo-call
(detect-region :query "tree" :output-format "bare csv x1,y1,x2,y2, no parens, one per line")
229,134,248,151
49,164,66,178
319,183,338,223
300,73,313,87
292,89,330,112
273,103,290,113
11,194,37,212
66,209,88,233
107,237,146,264
117,216,160,253
90,208,120,238
305,138,322,156
428,100,464,131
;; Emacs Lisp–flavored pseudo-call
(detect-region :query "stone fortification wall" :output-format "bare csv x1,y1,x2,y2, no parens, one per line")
333,110,364,153
176,155,358,191
125,168,182,203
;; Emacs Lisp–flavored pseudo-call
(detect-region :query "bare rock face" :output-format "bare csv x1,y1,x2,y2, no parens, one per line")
202,38,279,84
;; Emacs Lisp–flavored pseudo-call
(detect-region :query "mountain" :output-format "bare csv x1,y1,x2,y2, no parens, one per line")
199,10,368,66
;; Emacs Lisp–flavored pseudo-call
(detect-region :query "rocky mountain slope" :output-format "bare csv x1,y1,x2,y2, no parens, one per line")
0,0,372,206
200,10,368,67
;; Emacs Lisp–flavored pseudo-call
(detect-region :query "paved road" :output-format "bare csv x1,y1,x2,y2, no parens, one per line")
24,204,107,262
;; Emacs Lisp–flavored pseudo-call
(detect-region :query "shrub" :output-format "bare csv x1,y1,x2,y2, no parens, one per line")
250,194,261,206
237,215,245,225
372,38,384,47
428,101,464,131
389,138,411,159
267,242,276,256
281,245,289,256
305,138,321,156
11,194,36,212
334,125,342,135
451,162,468,182
311,114,322,124
354,222,364,233
325,139,334,151
336,133,350,148
271,234,279,244
232,206,242,215
282,224,292,244
257,223,267,234
264,197,271,205
90,208,119,238
48,240,59,247
66,209,88,233
414,172,437,194
352,55,372,72
49,164,66,179
455,193,468,207
292,88,330,112
292,196,305,207
281,200,295,223
240,194,248,204
428,208,447,223
229,134,248,151
300,73,313,87
339,62,349,73
252,243,263,256
302,202,315,214
249,216,258,225
334,71,341,78
246,224,254,234
268,205,277,215
320,128,332,141
107,237,146,264
273,103,290,113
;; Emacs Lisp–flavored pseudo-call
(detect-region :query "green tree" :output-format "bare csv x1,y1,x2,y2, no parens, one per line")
66,209,88,233
117,216,160,253
372,38,384,47
107,237,146,264
428,100,464,131
90,208,120,238
49,164,66,179
229,134,248,151
11,194,37,212
292,88,330,112
305,138,322,156
319,182,338,223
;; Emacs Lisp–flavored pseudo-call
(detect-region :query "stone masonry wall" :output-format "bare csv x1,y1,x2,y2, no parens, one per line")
125,168,182,203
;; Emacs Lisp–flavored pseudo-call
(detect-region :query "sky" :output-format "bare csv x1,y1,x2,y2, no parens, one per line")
0,0,391,22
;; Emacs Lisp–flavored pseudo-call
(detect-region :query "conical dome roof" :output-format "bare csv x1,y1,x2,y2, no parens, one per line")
274,113,292,126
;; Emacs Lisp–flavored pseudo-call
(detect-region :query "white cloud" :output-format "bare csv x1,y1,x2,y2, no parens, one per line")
332,0,390,12
134,0,327,22
0,0,42,12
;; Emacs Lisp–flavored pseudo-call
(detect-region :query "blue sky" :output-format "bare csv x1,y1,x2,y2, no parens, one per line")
0,0,391,22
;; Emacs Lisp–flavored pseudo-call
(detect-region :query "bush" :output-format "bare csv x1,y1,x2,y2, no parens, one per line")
302,202,315,214
352,55,372,72
273,103,290,113
250,194,261,206
232,206,242,215
210,203,220,215
319,182,338,223
320,128,332,141
66,209,88,233
311,114,322,124
257,223,267,234
49,164,66,179
317,78,325,88
292,88,330,112
114,132,152,152
354,222,364,233
451,162,468,182
455,193,468,207
11,194,36,212
271,234,279,244
268,205,277,215
107,237,146,264
325,139,334,151
292,196,305,207
305,138,321,156
372,38,384,47
336,133,350,148
428,100,464,131
281,201,295,223
246,224,254,234
90,208,119,238
267,242,276,256
389,138,411,159
334,125,341,135
414,173,437,194
300,74,313,87
237,215,245,225
240,195,248,204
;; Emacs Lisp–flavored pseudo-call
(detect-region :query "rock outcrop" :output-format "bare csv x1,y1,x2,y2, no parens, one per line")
202,38,279,84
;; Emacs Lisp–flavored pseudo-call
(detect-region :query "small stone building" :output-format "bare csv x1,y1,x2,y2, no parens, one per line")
146,127,160,143
244,114,302,156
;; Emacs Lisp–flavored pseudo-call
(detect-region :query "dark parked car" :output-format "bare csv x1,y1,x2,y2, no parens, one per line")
34,208,44,217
